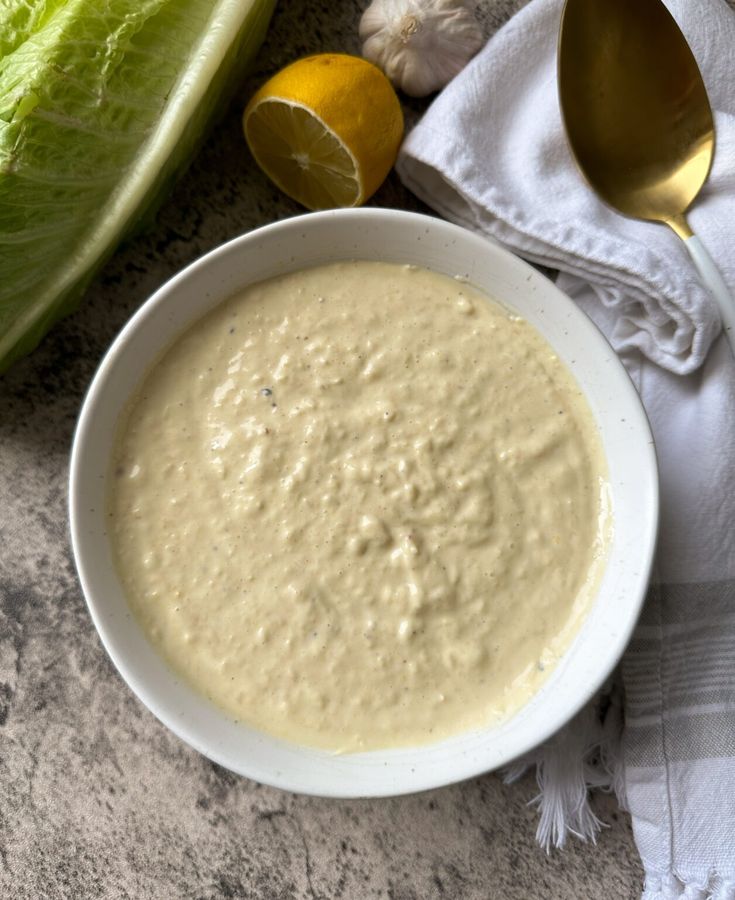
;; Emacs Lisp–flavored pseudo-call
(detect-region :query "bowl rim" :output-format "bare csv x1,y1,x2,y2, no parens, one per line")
69,207,659,797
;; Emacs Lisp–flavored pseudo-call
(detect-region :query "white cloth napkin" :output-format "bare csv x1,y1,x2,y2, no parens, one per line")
397,0,735,896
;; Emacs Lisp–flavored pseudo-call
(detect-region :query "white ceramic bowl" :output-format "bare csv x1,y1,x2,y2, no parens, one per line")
69,208,658,797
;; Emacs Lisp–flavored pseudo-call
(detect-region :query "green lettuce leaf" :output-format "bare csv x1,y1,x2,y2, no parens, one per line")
0,0,276,373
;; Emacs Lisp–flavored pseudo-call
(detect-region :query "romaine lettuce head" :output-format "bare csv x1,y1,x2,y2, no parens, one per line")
0,0,275,374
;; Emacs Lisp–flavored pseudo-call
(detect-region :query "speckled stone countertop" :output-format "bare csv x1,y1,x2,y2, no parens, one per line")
0,1,644,897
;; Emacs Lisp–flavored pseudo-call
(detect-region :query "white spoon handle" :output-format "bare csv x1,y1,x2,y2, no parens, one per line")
685,234,735,358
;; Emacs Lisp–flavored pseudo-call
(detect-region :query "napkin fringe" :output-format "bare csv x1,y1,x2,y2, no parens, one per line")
642,873,735,900
502,687,625,852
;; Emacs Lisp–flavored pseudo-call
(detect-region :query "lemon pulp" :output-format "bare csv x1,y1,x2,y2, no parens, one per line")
245,100,360,208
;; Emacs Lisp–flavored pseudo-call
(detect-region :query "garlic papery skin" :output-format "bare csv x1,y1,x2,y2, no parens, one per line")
359,0,484,98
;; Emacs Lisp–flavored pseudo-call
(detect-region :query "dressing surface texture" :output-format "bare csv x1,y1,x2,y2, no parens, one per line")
109,261,609,751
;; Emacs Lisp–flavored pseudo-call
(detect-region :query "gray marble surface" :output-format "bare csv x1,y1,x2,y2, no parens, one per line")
0,1,643,897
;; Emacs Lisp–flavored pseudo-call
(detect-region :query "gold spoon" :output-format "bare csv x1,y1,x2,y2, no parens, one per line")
558,0,735,354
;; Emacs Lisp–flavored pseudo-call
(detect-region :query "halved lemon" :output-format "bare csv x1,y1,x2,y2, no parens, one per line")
243,54,404,210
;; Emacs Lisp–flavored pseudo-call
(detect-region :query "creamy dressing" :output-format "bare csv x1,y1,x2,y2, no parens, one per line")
109,261,610,752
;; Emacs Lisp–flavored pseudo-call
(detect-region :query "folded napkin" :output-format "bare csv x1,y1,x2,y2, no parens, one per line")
397,0,735,896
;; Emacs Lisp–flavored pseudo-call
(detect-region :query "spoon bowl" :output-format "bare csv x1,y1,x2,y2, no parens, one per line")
558,0,713,238
558,0,735,349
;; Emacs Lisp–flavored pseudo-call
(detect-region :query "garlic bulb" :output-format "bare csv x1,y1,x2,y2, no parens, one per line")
359,0,484,98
